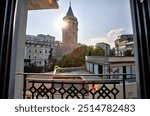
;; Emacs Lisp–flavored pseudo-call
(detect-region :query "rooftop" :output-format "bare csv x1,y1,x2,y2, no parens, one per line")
85,56,135,65
66,3,74,17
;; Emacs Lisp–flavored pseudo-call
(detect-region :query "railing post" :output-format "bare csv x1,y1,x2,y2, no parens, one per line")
123,75,126,99
23,74,27,99
123,66,126,99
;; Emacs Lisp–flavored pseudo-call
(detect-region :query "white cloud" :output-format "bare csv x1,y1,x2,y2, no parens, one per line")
107,28,126,37
86,28,126,48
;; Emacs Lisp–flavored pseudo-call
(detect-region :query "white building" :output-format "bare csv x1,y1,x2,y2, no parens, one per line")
24,34,55,67
53,41,62,57
95,42,110,56
115,34,134,56
85,56,135,78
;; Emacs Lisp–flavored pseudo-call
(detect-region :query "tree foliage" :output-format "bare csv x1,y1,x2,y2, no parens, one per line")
57,45,105,67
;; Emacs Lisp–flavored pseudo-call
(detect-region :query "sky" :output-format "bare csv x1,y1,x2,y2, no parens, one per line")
26,0,133,47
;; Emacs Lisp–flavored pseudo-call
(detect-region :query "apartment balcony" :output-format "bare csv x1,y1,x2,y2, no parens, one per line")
17,73,136,99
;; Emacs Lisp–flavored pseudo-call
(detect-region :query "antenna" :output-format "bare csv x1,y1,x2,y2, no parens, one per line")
69,0,71,7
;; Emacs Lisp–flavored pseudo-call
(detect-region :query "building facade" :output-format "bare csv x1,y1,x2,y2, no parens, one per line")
53,41,62,57
62,3,78,55
85,56,135,78
115,34,134,56
95,42,110,56
85,56,137,98
24,34,55,67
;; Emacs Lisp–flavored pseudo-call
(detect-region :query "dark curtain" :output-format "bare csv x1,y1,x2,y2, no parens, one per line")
0,0,16,98
130,0,150,98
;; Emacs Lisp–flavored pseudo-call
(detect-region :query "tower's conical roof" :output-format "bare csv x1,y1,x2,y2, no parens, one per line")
66,2,74,17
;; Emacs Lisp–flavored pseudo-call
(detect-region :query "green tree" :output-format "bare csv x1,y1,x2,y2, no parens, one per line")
92,47,105,56
57,45,105,67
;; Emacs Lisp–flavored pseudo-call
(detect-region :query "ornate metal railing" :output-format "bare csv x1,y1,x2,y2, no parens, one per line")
18,73,136,99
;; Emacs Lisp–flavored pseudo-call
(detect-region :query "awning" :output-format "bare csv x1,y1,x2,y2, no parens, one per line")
28,0,59,10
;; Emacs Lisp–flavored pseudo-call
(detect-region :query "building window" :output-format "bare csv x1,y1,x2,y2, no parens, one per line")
39,61,41,65
29,49,31,53
34,56,37,59
39,55,42,58
45,50,47,53
40,50,42,53
35,49,37,53
29,55,30,59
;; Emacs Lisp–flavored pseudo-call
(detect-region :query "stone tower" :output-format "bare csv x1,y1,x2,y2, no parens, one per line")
62,2,78,55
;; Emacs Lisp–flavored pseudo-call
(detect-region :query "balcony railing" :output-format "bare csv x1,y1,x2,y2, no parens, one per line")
17,73,136,99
